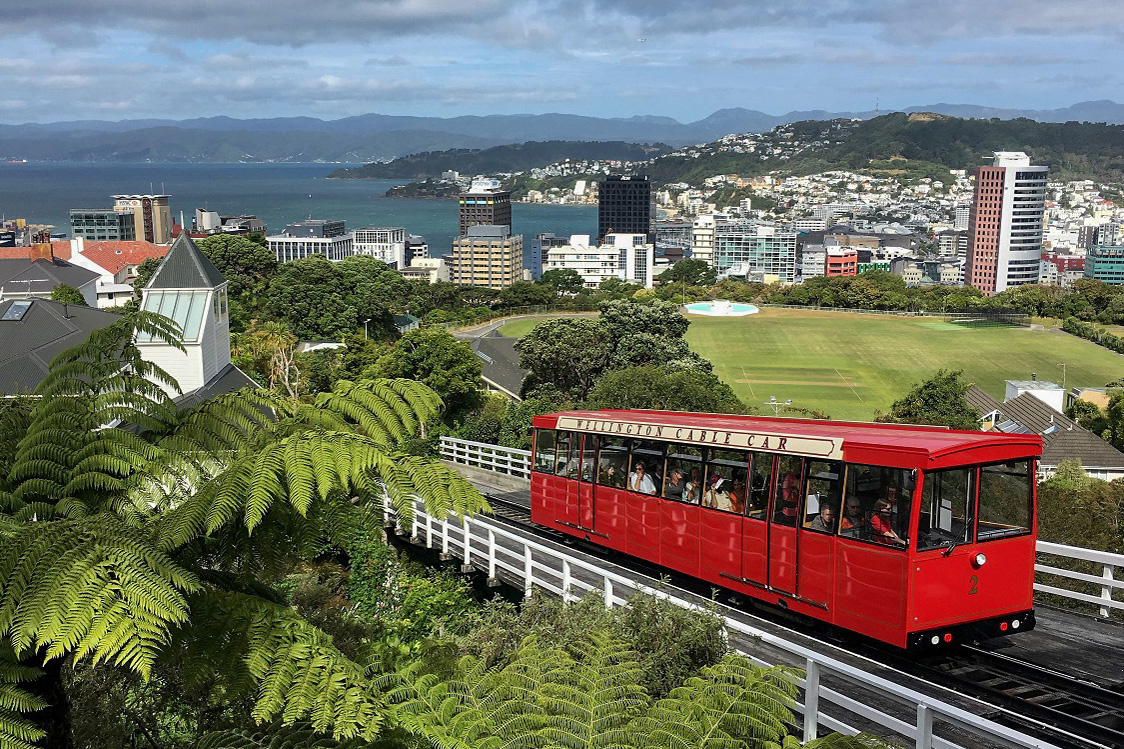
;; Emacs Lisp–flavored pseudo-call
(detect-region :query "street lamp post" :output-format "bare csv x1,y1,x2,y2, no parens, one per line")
764,396,792,417
363,317,371,340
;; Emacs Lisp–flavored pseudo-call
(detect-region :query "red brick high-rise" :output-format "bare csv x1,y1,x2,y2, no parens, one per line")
964,152,1048,295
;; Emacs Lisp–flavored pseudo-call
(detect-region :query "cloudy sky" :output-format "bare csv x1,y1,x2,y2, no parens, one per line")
1,0,1121,124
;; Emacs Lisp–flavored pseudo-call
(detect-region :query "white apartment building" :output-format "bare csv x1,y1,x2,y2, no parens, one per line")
353,227,407,268
400,257,449,283
267,233,354,263
714,221,798,282
690,215,715,266
544,233,655,289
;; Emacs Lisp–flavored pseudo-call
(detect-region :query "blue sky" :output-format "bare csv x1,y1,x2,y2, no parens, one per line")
0,0,1120,124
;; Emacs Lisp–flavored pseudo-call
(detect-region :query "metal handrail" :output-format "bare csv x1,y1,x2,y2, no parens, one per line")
389,494,1061,749
439,436,1124,618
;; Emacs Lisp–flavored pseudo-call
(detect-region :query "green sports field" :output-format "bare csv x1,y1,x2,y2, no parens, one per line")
499,308,1124,421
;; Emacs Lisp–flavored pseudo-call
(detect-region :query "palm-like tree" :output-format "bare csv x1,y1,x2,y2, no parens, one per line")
0,313,487,748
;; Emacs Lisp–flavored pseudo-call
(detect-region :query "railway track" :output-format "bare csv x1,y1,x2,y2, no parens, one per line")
917,647,1124,749
476,491,1124,749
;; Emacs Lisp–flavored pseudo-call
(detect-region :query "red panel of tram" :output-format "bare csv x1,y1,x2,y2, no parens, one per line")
698,507,739,582
660,501,698,575
528,410,1041,650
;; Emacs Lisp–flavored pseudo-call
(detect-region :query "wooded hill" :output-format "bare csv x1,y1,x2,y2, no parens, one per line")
328,140,671,179
646,113,1124,184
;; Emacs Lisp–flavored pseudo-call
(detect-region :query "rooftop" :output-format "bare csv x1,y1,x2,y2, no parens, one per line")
0,298,121,394
80,240,167,275
1006,380,1063,391
145,233,225,290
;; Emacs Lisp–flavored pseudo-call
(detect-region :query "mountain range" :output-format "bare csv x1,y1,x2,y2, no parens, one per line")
2,101,1123,163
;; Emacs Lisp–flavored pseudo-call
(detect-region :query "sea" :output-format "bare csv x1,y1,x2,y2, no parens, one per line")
0,162,597,264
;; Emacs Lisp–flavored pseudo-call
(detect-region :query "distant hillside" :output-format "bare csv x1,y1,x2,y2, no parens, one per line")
645,113,1124,184
0,127,502,164
2,100,1123,163
328,141,671,179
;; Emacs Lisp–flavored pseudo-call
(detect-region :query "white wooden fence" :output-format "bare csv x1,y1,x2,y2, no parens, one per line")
440,436,1124,618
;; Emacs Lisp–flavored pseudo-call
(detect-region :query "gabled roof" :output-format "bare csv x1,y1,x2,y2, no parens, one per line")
145,233,225,290
80,241,167,276
964,385,1124,469
0,257,99,295
174,362,260,409
471,332,526,400
0,298,121,394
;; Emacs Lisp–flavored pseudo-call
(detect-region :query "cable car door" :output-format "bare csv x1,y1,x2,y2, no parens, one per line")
577,434,595,529
768,456,804,595
739,452,772,586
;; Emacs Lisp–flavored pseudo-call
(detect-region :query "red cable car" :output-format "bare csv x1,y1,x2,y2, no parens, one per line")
530,409,1041,649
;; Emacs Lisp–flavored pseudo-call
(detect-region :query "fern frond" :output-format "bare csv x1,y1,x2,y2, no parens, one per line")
641,656,799,748
0,643,46,749
190,590,383,740
0,516,199,678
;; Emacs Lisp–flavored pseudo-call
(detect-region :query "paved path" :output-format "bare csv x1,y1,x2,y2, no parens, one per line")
451,312,597,340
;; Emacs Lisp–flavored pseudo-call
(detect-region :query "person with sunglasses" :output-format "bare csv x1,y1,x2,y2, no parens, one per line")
868,498,905,546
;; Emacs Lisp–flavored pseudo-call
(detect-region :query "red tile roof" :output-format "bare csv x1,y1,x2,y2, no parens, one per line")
0,247,27,259
79,240,167,275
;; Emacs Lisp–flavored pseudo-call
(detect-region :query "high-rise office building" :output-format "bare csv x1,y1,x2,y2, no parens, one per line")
598,175,655,243
449,225,523,289
458,179,512,237
112,195,172,244
69,208,137,241
964,152,1048,295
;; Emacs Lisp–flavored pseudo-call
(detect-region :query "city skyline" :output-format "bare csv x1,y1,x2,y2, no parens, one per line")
0,0,1121,124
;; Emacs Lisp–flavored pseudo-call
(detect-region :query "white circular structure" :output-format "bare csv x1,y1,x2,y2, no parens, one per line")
684,300,759,317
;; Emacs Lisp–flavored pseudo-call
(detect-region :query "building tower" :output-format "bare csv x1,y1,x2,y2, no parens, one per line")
964,152,1048,295
458,179,512,237
598,175,655,243
449,225,522,290
136,233,231,397
113,194,173,244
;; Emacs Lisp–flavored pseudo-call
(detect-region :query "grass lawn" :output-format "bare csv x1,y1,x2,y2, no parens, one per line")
499,308,1124,421
686,309,1124,421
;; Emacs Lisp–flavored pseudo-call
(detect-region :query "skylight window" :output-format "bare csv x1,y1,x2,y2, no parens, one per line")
1,300,32,321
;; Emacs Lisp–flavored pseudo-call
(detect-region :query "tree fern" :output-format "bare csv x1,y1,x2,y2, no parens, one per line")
187,590,384,740
534,631,648,749
0,306,487,745
389,645,559,749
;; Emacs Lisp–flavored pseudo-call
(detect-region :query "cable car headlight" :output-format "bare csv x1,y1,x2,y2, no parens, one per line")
974,552,986,567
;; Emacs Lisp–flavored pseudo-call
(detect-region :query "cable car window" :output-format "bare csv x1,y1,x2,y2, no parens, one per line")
555,431,581,478
773,456,804,526
918,467,975,551
664,445,703,503
803,461,843,534
703,449,749,514
597,436,629,489
628,439,664,495
533,429,556,473
842,465,913,548
977,460,1032,541
579,434,597,483
746,452,772,519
